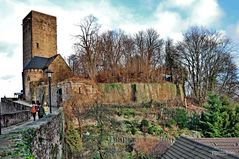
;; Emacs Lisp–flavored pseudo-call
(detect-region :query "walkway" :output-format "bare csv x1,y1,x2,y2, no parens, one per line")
1,100,59,135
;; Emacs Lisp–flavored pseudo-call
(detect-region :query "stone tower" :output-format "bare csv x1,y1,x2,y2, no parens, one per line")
22,10,57,68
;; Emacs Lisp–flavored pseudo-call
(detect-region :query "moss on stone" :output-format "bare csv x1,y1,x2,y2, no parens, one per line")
103,83,123,93
10,128,35,158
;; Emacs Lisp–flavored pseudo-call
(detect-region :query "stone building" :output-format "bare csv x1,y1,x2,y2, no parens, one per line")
22,10,72,102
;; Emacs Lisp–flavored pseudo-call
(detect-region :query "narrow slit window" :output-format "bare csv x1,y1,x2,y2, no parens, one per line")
36,43,39,48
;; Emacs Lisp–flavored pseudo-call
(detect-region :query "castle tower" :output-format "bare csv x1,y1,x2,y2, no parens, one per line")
22,10,57,68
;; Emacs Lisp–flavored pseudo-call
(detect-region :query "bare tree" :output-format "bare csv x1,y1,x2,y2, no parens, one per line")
146,29,164,69
134,29,163,81
70,16,238,96
121,34,135,82
74,15,101,79
176,26,236,103
68,54,81,75
100,30,125,73
215,54,239,98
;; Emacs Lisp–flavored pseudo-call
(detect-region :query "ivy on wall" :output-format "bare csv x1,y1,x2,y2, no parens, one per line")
11,128,36,158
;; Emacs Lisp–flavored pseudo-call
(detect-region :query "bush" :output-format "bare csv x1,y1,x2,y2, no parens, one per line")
131,127,138,135
166,119,177,128
118,108,135,118
65,122,83,155
140,119,150,134
188,112,201,131
141,119,150,127
124,120,139,135
148,124,163,135
173,108,189,129
200,94,239,137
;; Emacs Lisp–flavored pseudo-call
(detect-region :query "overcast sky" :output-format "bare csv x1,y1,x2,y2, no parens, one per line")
0,0,239,97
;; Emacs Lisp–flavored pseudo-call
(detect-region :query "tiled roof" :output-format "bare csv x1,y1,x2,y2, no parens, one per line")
194,138,239,156
161,136,239,159
24,55,58,70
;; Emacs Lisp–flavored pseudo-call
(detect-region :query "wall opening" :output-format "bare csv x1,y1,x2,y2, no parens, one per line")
57,88,63,107
131,84,137,102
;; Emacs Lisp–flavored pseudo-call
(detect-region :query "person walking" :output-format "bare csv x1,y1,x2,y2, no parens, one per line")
38,103,46,119
31,101,37,121
43,102,49,115
36,100,40,118
36,100,40,110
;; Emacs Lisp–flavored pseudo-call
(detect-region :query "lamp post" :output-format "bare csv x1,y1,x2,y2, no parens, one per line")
0,102,2,135
45,69,53,113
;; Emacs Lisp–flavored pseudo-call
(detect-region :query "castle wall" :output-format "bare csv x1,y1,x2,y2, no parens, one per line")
0,108,64,159
22,10,57,68
99,83,183,104
22,13,32,68
31,11,57,58
48,55,72,83
23,69,44,101
34,80,184,112
24,55,72,104
51,81,184,105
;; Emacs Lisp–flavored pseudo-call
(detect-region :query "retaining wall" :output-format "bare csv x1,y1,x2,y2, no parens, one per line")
0,108,64,159
99,83,184,104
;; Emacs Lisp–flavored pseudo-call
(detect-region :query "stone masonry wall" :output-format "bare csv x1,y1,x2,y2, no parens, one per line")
99,83,184,104
30,109,64,159
34,81,184,108
1,98,30,112
58,81,184,105
24,69,44,101
31,11,57,59
2,111,31,128
22,10,57,68
24,55,72,103
0,108,64,159
48,55,72,83
0,98,31,128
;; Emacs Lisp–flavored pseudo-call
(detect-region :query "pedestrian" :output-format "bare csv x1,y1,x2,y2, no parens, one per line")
36,100,40,116
36,100,41,119
36,100,40,109
38,103,46,119
43,102,49,114
31,101,37,121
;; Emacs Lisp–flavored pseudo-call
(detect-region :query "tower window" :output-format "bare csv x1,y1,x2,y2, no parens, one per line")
36,43,39,48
